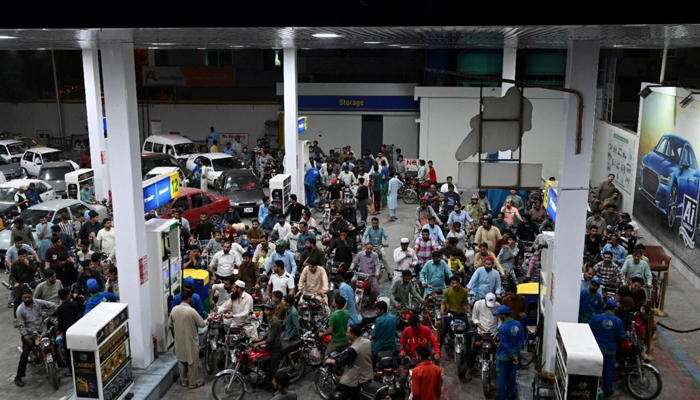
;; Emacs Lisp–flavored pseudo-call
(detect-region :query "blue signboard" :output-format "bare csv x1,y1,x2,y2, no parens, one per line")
298,116,308,133
143,172,180,213
547,188,558,224
297,96,419,112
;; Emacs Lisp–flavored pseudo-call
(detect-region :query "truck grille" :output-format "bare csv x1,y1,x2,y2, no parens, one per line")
642,167,660,197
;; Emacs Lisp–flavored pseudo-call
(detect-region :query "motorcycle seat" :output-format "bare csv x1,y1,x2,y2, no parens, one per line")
280,338,304,355
329,343,351,358
377,350,395,361
360,380,386,393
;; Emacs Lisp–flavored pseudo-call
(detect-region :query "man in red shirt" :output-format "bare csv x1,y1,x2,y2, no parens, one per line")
412,346,442,400
399,314,440,361
427,161,437,184
222,218,238,243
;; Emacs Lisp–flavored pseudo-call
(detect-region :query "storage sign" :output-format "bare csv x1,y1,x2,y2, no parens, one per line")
143,171,180,213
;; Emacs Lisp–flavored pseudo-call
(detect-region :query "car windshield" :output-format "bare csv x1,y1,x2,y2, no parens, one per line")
666,139,683,164
211,157,237,171
155,198,175,215
40,167,72,181
7,143,27,155
0,157,9,166
174,143,198,155
17,209,52,227
42,151,69,162
223,175,259,192
151,156,181,169
0,187,18,202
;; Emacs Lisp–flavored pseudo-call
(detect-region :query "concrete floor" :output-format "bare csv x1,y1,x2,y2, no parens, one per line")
1,190,699,399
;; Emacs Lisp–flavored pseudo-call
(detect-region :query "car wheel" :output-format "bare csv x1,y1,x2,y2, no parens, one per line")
667,183,677,228
20,167,29,177
209,213,222,227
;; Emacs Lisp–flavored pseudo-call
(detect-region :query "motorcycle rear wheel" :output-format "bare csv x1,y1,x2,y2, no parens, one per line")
314,369,335,400
212,373,245,400
457,353,467,379
624,363,663,400
280,355,307,384
403,190,418,204
322,214,330,231
205,346,215,375
482,361,493,398
56,345,68,368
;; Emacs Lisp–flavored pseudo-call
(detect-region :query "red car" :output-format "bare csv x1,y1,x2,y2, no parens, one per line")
156,188,230,228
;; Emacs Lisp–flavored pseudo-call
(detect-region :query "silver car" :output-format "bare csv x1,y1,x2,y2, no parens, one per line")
37,161,77,198
0,199,109,261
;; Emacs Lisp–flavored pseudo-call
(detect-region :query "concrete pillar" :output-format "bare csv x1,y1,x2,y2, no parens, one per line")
502,48,517,95
100,41,154,369
542,40,600,371
81,47,110,201
283,48,299,196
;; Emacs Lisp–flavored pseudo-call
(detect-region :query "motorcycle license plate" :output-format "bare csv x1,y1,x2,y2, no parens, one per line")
331,268,338,274
46,354,53,363
244,207,253,213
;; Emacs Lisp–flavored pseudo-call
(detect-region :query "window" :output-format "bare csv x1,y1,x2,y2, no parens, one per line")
68,202,85,220
165,145,174,156
0,146,8,156
144,141,153,152
53,207,69,224
682,146,698,169
36,183,47,193
666,139,683,164
153,143,164,153
655,138,668,156
190,193,212,209
175,196,190,211
23,152,33,162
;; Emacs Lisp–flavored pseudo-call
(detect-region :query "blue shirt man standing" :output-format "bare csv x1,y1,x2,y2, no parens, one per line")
578,277,603,323
335,275,361,325
26,183,43,206
494,305,525,400
420,251,452,298
207,127,218,150
371,301,397,363
589,299,627,396
170,277,206,319
83,278,118,316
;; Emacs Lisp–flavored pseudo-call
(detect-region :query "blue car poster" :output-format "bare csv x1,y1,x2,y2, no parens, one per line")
634,89,700,275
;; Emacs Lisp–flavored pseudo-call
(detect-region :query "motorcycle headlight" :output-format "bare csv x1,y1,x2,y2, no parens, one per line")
41,337,51,348
659,174,670,186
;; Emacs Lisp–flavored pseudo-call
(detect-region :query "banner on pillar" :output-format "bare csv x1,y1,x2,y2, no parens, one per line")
139,256,148,285
634,85,700,276
142,67,235,87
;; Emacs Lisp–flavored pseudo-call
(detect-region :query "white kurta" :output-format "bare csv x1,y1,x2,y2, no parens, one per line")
387,177,403,210
201,165,209,192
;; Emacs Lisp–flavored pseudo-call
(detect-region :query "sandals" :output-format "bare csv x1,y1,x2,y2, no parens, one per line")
189,382,204,389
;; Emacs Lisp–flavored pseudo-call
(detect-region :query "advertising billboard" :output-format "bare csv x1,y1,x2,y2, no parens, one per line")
634,89,700,276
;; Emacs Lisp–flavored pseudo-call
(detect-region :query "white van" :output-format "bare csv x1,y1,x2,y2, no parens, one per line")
142,135,200,161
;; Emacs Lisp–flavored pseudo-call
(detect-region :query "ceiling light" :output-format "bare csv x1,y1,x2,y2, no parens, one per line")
197,48,206,50
0,35,17,39
638,87,652,99
387,44,401,47
230,45,249,48
364,41,382,44
680,94,694,108
400,46,412,49
312,33,341,38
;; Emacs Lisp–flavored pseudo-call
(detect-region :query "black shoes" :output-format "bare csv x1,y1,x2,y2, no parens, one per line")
14,378,24,387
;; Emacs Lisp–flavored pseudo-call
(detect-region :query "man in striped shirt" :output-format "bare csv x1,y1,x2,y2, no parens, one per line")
413,229,439,275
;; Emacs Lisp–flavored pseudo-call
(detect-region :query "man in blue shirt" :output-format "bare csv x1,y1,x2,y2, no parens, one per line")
442,184,460,213
334,275,362,325
264,241,297,276
420,251,452,298
83,278,118,316
494,305,525,400
297,221,316,253
281,294,300,341
207,127,218,150
224,142,235,156
467,256,502,303
362,217,389,273
259,196,271,224
589,299,627,396
446,203,474,231
304,166,321,208
170,277,206,319
421,216,446,244
601,235,627,266
578,277,603,323
25,183,43,207
371,301,397,363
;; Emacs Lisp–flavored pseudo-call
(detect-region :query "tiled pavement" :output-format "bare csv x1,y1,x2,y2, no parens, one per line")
1,197,700,399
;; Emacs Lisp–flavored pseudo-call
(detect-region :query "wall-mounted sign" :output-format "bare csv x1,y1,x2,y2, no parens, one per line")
547,188,558,224
142,67,235,87
298,116,308,133
143,172,180,213
296,96,419,112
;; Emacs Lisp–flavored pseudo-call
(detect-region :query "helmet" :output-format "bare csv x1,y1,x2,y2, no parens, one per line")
345,198,355,206
331,178,338,184
276,239,287,248
262,301,276,311
322,234,332,245
471,194,478,200
420,197,429,204
478,189,487,196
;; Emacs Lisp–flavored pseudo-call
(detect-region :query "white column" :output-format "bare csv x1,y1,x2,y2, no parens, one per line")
283,48,299,196
542,40,600,370
502,48,517,95
81,47,110,202
100,41,154,369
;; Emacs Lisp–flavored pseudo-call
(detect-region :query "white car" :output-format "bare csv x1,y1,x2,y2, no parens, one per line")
0,139,28,164
185,153,240,188
143,166,189,187
142,135,200,162
20,147,79,177
0,179,58,217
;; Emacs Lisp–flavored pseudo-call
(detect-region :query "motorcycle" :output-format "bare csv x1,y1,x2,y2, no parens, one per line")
353,272,373,310
476,332,498,399
212,330,306,400
402,178,430,204
442,313,469,379
424,285,443,332
17,315,62,390
298,293,324,331
301,316,331,368
314,347,390,400
205,315,226,375
618,321,663,400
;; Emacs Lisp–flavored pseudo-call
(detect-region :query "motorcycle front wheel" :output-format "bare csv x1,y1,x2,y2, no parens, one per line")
315,369,335,400
322,214,330,231
280,354,307,384
403,190,418,204
212,373,245,400
48,362,59,390
205,345,215,375
56,345,68,368
482,361,493,398
625,363,663,400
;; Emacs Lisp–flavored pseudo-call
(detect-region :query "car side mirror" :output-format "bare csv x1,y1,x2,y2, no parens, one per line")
681,160,690,170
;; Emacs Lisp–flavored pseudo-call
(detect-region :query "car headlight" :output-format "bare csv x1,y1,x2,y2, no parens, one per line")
659,174,670,186
256,200,263,206
232,202,240,207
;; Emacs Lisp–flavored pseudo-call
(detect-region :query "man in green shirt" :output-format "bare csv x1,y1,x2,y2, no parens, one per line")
371,301,398,363
440,275,470,349
388,270,422,315
319,296,350,356
371,169,383,214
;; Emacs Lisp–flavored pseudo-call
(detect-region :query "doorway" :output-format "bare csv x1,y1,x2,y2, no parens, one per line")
361,115,383,155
